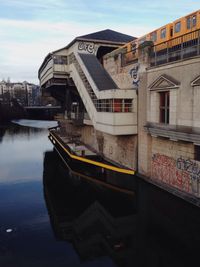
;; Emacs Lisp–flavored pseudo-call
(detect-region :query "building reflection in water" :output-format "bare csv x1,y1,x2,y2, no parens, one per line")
43,150,137,267
0,123,45,143
43,149,200,267
0,127,6,143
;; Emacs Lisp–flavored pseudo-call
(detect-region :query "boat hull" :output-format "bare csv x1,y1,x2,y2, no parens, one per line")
49,131,136,192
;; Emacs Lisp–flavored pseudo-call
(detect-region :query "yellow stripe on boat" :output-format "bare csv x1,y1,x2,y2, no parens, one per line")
49,132,135,175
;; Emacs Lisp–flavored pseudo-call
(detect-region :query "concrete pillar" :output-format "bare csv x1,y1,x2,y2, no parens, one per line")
138,42,152,177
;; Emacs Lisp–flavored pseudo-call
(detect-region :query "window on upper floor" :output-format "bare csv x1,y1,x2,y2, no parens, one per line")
192,15,197,27
186,17,191,29
53,56,68,65
160,28,166,39
159,91,169,124
150,31,157,42
187,15,197,29
175,21,181,33
124,99,133,112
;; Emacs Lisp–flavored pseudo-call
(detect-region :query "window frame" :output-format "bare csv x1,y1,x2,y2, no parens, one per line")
186,15,197,29
192,15,197,27
186,17,191,29
150,31,157,42
159,91,170,124
175,21,181,33
160,28,166,39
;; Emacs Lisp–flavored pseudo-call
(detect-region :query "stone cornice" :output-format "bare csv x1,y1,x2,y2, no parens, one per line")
145,122,200,144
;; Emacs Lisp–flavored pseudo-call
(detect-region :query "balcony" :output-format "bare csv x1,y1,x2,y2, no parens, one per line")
39,54,69,88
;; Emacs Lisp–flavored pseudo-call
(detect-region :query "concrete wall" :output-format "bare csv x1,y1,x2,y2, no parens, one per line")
138,45,200,199
79,124,137,170
104,52,139,90
147,58,200,127
151,138,200,198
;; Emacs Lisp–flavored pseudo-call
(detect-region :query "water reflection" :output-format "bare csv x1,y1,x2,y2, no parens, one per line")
44,149,200,267
0,124,52,184
43,150,136,267
0,123,45,143
0,127,6,143
12,119,58,129
1,121,200,267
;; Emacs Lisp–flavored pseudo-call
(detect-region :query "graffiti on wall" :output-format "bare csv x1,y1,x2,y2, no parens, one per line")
78,42,96,54
152,153,200,197
129,64,139,87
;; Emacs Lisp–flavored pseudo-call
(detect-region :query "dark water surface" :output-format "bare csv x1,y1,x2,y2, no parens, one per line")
0,120,200,267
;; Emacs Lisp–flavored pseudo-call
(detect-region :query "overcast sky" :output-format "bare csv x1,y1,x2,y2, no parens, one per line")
0,0,199,84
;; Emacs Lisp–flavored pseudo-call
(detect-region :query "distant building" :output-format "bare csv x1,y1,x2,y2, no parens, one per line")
0,79,41,106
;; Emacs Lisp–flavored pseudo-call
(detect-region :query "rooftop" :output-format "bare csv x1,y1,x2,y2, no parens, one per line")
77,29,135,43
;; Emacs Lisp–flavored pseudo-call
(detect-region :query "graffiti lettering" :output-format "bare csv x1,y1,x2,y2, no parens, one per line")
152,154,200,197
129,64,139,87
78,42,96,54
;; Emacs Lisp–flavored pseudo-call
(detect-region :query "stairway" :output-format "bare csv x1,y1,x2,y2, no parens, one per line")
69,52,137,135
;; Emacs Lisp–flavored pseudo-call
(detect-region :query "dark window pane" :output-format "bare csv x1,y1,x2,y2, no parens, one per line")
160,28,166,39
150,32,157,42
194,145,200,161
187,17,191,29
175,22,181,33
160,92,165,107
192,15,197,27
159,91,170,124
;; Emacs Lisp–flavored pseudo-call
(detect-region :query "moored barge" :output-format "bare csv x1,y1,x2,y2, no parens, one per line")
48,128,136,193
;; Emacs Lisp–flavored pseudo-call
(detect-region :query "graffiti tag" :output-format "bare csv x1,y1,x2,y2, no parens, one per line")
129,64,140,87
78,42,96,54
152,153,200,197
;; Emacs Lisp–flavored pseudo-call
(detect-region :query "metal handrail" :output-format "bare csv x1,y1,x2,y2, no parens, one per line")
151,29,200,66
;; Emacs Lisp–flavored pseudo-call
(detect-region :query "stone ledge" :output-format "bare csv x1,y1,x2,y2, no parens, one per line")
145,122,200,144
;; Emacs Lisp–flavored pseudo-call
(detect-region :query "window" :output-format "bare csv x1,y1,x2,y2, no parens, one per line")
113,99,122,112
192,15,197,27
124,99,133,112
170,27,173,37
186,17,191,29
159,91,169,124
194,145,200,161
160,28,166,39
150,32,157,42
175,21,181,33
187,15,197,29
53,56,68,65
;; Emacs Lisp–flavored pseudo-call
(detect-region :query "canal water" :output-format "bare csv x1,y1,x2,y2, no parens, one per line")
0,120,200,267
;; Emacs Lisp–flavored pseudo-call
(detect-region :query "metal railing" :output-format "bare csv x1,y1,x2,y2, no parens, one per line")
94,99,133,113
150,29,200,66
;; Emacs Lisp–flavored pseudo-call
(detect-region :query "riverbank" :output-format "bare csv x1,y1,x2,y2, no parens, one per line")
0,103,25,124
